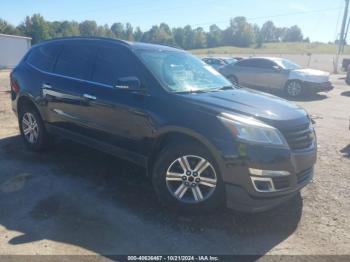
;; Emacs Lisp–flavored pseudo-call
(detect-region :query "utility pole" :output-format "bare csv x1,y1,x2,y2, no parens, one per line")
334,0,350,73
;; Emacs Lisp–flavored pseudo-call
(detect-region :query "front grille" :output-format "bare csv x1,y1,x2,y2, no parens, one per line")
272,177,290,190
281,123,314,150
296,167,313,184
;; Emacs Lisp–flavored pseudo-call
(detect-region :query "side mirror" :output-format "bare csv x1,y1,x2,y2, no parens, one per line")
115,76,142,90
272,65,282,71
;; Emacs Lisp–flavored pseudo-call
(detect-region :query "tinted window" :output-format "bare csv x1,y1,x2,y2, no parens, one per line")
236,59,259,68
254,59,276,69
92,45,136,86
54,42,96,80
236,59,275,69
26,43,62,72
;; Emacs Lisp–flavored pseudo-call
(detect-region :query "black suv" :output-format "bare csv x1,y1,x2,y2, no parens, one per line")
11,37,317,212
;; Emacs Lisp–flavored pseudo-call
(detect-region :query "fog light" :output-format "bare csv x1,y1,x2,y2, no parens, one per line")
249,168,290,176
251,177,275,192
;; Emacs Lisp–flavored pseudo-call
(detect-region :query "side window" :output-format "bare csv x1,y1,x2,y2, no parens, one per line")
26,43,62,72
236,59,258,68
92,45,136,86
255,59,275,69
54,42,96,80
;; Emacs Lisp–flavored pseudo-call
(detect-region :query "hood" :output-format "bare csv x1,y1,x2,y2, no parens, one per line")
290,68,330,83
179,88,309,129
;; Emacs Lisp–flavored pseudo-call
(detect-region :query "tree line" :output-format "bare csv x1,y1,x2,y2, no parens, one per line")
0,14,308,49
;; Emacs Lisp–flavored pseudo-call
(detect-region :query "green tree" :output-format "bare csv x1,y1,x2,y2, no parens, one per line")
0,15,307,48
124,23,134,41
19,14,50,44
192,27,207,48
48,21,80,38
275,27,287,42
133,27,143,41
260,21,277,43
207,24,222,47
79,20,98,36
183,25,195,49
111,23,125,39
252,24,263,48
0,19,20,35
157,23,174,45
224,17,255,47
172,27,185,48
282,25,303,42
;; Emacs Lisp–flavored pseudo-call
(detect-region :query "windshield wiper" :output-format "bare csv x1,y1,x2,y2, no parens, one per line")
211,85,237,91
219,85,235,90
174,85,237,94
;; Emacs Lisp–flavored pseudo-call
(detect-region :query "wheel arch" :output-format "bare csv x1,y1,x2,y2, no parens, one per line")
17,95,43,119
148,127,222,177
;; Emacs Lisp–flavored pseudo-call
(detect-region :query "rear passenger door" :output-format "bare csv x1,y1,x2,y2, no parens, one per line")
43,40,97,134
233,59,261,87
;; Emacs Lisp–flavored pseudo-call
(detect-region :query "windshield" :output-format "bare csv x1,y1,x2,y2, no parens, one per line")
223,58,237,64
135,49,232,93
276,59,301,70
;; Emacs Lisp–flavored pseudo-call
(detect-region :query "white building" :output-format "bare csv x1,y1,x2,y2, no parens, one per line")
0,34,32,68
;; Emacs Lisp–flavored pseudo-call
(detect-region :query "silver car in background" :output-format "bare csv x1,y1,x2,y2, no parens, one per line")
219,57,333,97
202,57,237,70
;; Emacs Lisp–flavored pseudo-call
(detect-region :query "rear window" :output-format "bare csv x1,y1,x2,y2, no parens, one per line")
54,42,96,80
26,43,62,72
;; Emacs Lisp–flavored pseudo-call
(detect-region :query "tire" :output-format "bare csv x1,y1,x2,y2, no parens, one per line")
346,73,350,85
285,80,304,98
227,75,239,85
152,141,224,212
19,104,50,151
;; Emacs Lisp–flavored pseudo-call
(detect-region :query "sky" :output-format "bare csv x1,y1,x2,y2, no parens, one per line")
0,0,346,43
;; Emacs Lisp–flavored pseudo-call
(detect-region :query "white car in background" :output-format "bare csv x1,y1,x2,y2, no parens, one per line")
219,57,333,97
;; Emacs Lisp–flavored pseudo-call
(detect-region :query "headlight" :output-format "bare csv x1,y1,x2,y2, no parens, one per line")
218,113,287,146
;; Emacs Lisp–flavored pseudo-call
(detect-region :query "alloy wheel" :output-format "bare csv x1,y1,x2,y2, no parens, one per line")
287,81,302,97
22,112,39,144
165,155,217,204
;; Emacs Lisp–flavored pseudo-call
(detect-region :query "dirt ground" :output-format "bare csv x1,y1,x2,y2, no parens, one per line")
0,69,349,257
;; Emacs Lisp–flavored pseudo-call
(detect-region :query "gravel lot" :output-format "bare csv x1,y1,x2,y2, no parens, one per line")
0,69,349,257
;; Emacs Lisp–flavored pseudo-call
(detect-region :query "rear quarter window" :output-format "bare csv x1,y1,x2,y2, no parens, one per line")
26,43,62,72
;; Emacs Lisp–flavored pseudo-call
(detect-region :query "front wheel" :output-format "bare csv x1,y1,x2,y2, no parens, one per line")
285,80,304,97
152,142,224,212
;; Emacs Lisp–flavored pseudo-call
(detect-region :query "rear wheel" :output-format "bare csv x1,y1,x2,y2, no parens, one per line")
346,72,350,85
285,80,303,97
19,105,50,151
152,142,224,212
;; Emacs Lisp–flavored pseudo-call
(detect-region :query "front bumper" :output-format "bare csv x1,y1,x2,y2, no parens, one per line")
302,81,333,93
217,141,317,212
225,168,313,212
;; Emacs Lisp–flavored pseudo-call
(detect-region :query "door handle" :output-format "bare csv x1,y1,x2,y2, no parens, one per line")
42,83,52,89
83,94,97,100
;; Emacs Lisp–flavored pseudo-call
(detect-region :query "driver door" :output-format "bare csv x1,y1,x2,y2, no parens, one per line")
83,43,153,153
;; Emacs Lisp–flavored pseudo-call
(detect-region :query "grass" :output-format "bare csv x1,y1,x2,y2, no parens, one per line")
190,42,350,55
